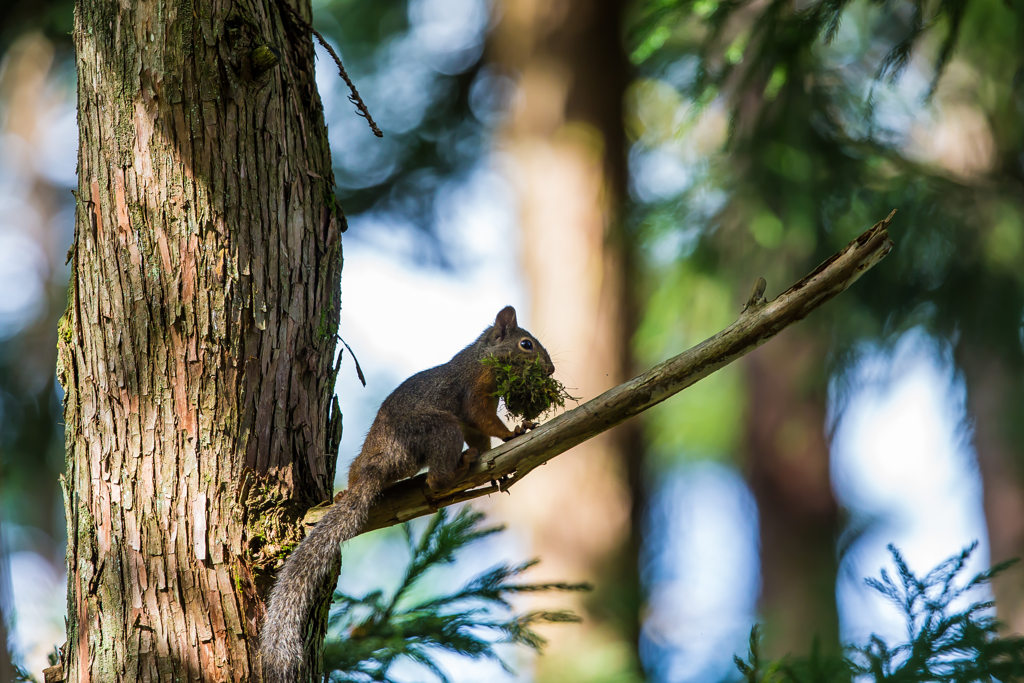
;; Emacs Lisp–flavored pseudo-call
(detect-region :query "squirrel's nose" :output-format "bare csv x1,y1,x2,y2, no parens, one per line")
545,361,555,376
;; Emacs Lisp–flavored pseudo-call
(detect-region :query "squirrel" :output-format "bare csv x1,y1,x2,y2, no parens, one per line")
260,305,554,682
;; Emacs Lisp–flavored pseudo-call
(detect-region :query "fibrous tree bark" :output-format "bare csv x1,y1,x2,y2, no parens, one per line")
56,0,343,680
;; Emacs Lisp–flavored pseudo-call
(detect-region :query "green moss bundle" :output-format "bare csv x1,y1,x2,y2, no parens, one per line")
481,355,576,421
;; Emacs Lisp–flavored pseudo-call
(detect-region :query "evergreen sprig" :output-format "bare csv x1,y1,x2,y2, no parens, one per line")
322,507,591,683
12,662,34,682
734,625,854,683
733,543,1024,683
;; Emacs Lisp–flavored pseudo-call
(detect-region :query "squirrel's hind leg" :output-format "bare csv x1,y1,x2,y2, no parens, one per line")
464,429,493,455
416,411,471,492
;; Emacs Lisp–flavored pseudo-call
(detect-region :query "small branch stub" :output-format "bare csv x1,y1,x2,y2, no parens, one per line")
43,663,63,683
742,276,767,313
250,45,280,78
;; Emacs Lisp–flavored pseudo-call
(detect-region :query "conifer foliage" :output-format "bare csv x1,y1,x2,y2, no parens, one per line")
322,507,591,682
629,0,973,101
734,543,1024,682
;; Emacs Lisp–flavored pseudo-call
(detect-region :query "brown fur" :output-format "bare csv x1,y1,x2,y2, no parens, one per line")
260,306,553,682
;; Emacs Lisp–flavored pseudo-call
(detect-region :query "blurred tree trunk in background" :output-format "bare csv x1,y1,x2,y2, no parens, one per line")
56,1,343,681
488,0,646,680
743,336,840,656
1,515,13,683
0,32,66,564
0,33,78,675
0,620,11,682
958,350,1024,634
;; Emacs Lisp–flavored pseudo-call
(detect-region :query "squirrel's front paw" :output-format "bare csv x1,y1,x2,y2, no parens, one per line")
503,420,538,441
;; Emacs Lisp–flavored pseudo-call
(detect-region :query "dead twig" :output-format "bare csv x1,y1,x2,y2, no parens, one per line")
279,1,383,138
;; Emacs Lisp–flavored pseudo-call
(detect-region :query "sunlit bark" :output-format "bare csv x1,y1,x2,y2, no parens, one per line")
56,1,342,680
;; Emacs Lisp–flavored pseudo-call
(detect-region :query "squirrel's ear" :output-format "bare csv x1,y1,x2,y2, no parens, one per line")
494,306,517,339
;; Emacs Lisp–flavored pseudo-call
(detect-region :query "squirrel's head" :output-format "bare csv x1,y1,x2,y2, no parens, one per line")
486,306,555,376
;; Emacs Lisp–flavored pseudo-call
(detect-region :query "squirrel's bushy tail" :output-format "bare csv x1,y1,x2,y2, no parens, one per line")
260,475,381,683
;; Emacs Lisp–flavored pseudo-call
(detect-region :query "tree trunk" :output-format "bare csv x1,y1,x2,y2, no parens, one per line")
0,512,13,683
744,334,840,656
488,0,644,678
0,30,67,572
957,349,1024,635
56,1,343,680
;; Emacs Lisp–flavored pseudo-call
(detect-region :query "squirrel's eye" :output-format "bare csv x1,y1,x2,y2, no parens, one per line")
520,339,534,351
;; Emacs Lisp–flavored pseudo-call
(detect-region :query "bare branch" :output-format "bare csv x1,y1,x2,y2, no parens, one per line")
307,211,896,534
279,1,383,138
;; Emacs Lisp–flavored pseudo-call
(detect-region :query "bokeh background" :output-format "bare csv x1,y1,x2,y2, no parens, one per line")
1,0,1022,680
